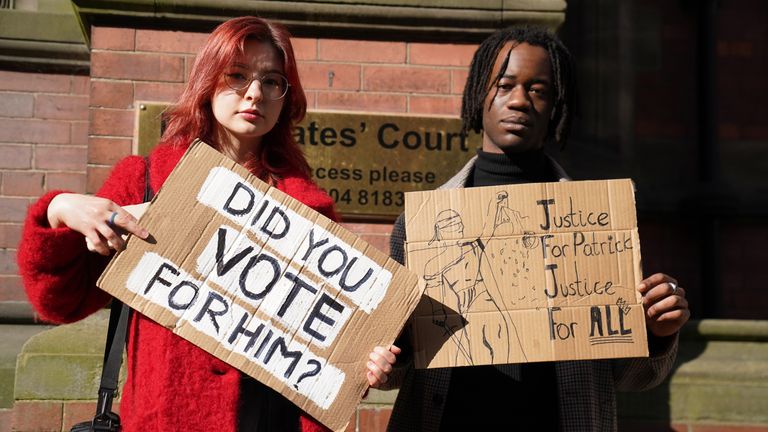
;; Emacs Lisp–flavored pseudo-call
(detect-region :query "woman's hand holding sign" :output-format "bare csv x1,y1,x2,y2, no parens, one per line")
366,344,401,388
47,193,149,255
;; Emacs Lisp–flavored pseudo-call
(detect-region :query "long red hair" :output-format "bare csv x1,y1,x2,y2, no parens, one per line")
160,16,309,180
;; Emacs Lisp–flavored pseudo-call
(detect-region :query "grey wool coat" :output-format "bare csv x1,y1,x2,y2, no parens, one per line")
384,155,678,432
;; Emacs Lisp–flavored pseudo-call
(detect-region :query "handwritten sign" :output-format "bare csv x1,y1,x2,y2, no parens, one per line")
404,179,648,368
99,140,422,431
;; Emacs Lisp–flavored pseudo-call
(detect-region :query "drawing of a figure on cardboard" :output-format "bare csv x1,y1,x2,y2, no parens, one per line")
422,192,528,366
486,191,525,236
485,191,539,282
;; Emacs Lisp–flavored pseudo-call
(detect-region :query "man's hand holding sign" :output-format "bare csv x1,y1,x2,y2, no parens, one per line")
98,141,422,431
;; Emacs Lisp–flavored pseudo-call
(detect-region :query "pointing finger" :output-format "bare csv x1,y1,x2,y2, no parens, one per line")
108,208,149,240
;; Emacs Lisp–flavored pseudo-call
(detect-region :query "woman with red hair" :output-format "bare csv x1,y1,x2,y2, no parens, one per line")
17,16,397,431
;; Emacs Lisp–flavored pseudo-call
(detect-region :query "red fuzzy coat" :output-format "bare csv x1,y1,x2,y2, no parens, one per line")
17,143,334,432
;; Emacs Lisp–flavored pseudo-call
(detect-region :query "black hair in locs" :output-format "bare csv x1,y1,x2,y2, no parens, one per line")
461,25,576,149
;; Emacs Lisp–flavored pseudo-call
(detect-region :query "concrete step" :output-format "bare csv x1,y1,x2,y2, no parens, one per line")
0,324,52,409
14,310,116,402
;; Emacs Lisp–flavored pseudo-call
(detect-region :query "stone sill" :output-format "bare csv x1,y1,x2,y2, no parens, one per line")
681,319,768,341
0,9,89,74
0,10,85,43
1,0,566,73
0,38,89,74
72,0,566,44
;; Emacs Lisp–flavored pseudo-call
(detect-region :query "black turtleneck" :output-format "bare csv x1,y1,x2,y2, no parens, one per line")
469,148,559,188
440,148,560,432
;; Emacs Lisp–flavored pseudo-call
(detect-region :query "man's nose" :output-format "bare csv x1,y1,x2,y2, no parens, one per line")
505,85,531,110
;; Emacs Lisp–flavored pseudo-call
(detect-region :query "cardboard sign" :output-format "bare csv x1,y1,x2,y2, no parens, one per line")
404,179,648,368
98,140,422,431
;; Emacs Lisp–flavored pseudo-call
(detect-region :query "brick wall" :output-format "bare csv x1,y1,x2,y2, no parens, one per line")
563,0,768,320
0,71,89,305
632,0,768,153
717,0,768,143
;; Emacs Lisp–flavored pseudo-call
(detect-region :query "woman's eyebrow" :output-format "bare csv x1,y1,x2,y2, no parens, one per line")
230,63,284,74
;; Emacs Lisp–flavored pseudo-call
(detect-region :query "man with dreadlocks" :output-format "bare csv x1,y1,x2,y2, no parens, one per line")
373,26,690,431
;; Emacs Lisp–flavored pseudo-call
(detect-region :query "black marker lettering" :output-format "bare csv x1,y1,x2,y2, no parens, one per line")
544,263,558,298
260,206,290,239
303,293,345,342
250,199,269,227
264,337,303,379
317,245,348,278
605,305,619,336
223,182,255,216
548,307,561,341
193,291,229,334
144,262,179,295
537,199,555,231
227,311,266,352
540,234,555,259
590,306,603,337
301,229,329,261
215,227,254,276
240,254,281,300
618,306,632,335
254,329,274,359
168,281,199,310
339,257,374,292
278,272,318,318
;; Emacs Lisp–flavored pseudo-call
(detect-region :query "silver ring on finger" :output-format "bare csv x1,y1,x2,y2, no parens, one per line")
108,211,119,227
669,281,678,296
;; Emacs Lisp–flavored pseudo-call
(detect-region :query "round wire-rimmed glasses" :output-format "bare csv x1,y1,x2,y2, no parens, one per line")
224,71,290,100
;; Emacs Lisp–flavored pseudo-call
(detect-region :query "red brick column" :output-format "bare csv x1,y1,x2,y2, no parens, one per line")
87,26,192,192
0,71,89,303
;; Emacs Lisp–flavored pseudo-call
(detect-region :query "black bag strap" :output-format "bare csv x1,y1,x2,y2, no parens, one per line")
92,157,154,431
91,302,127,430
